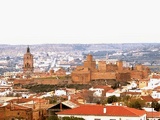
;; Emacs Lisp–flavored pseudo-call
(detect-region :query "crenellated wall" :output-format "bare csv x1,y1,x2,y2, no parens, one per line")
71,54,150,83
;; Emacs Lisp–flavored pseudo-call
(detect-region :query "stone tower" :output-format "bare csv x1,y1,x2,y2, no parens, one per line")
23,46,34,74
83,54,96,71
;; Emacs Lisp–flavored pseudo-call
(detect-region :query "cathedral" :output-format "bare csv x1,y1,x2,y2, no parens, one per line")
23,46,34,74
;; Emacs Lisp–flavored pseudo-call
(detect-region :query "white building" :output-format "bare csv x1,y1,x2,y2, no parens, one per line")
148,78,160,89
128,81,138,89
152,90,160,99
89,87,104,97
106,89,121,97
57,105,146,120
55,89,67,96
0,79,12,97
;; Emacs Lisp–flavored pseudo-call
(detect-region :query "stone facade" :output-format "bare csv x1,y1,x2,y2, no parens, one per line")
0,103,32,120
71,54,150,83
23,46,34,74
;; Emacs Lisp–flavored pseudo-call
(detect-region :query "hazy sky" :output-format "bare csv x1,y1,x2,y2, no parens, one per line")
0,0,160,45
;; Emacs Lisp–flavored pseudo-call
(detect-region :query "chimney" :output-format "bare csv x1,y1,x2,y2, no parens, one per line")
68,95,71,101
60,102,62,111
10,101,13,110
103,107,106,113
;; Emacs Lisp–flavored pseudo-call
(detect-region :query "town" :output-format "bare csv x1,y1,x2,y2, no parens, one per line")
0,43,160,120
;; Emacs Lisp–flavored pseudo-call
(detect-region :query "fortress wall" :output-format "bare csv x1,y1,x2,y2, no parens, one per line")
130,71,143,79
14,79,60,85
91,72,116,80
142,70,150,78
14,79,35,85
136,65,143,71
98,61,107,72
116,72,131,81
34,79,59,85
71,72,90,83
116,61,123,71
106,64,118,72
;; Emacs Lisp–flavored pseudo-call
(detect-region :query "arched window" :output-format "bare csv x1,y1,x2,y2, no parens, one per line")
26,63,30,68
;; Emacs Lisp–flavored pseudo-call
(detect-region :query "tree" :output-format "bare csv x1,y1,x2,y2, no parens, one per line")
82,90,94,103
107,95,118,104
47,115,59,120
62,116,85,120
128,98,145,110
45,96,57,104
120,95,131,106
111,82,120,89
151,101,160,111
99,96,108,105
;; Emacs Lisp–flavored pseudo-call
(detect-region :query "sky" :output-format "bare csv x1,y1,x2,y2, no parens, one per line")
0,0,160,45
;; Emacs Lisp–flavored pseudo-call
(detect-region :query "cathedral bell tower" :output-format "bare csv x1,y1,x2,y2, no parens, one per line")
23,46,34,74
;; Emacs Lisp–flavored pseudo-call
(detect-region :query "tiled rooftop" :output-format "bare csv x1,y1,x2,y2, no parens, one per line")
57,105,146,117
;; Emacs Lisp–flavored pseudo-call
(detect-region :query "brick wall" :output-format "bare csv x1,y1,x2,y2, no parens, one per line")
91,72,116,80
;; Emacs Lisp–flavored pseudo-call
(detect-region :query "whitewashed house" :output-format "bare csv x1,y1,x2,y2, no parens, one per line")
89,87,104,97
152,90,160,99
55,89,67,96
106,89,121,97
89,85,112,97
0,79,12,97
148,78,160,89
127,81,138,89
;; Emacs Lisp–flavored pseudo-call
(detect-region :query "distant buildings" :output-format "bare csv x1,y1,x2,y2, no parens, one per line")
1,44,160,120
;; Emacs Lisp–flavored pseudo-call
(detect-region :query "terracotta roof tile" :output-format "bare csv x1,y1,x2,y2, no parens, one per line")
5,103,31,111
93,85,111,90
154,86,160,91
57,105,146,117
107,89,115,93
152,75,160,79
141,96,155,102
122,92,141,95
146,112,160,118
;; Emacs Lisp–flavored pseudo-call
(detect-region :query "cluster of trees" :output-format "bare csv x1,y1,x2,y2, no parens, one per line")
44,94,160,111
106,95,160,111
151,101,160,111
22,84,92,93
90,95,153,111
45,97,160,120
127,98,145,110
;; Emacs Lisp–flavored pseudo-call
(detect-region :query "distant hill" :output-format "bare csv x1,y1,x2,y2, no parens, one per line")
0,43,160,56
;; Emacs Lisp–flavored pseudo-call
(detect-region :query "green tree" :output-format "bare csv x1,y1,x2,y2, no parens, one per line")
128,99,145,110
111,82,120,89
62,116,85,120
47,115,59,120
151,101,160,111
45,97,57,104
107,95,118,104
